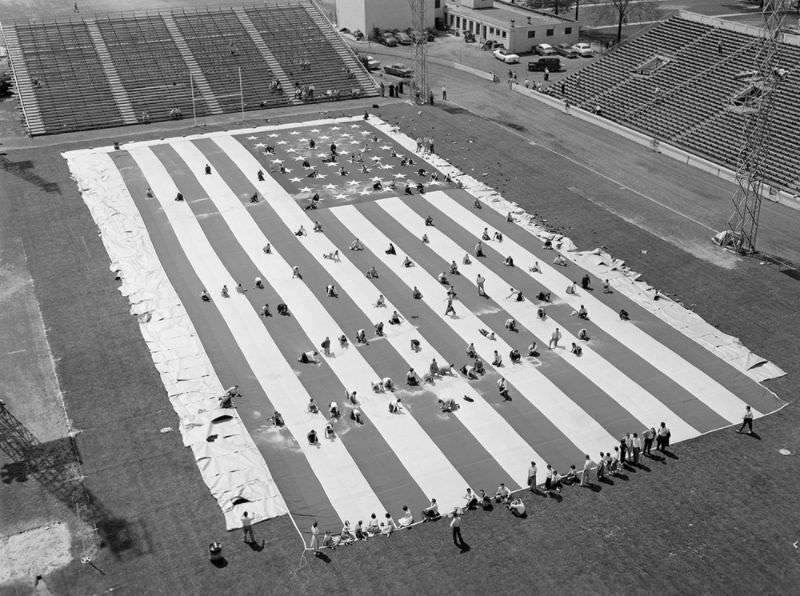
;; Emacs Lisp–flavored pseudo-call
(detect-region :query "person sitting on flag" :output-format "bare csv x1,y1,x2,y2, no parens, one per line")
402,256,413,268
374,321,384,336
389,310,402,325
416,182,425,193
263,243,272,254
425,215,434,226
619,309,630,321
404,183,413,195
365,266,378,279
504,255,514,267
295,225,306,236
221,285,230,298
250,192,259,203
509,348,521,363
439,398,458,412
329,401,340,419
537,291,551,302
376,294,386,308
578,328,590,341
566,281,577,295
505,318,518,332
373,180,383,191
410,338,421,351
326,284,337,297
465,342,477,359
493,231,504,242
361,164,369,174
339,334,349,348
436,272,450,285
146,187,154,198
529,261,541,273
474,241,485,257
492,351,503,366
355,329,367,344
553,254,568,267
272,410,284,427
200,290,211,302
175,192,184,202
581,273,591,290
292,266,302,278
389,397,402,413
577,305,588,319
406,368,420,386
462,253,472,265
236,282,247,294
385,243,396,255
324,423,335,440
460,363,479,380
307,169,318,178
422,233,429,244
279,163,286,174
307,398,319,414
257,169,265,181
307,429,318,445
323,249,339,261
450,261,459,275
204,164,212,175
298,350,319,364
570,343,583,357
260,303,271,317
338,166,348,176
350,238,364,251
277,303,289,316
412,286,422,300
473,197,482,209
313,221,323,232
398,506,414,528
497,376,510,399
474,359,485,375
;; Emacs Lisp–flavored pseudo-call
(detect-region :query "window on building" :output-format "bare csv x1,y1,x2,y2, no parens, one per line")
502,30,507,38
565,27,572,34
435,0,441,7
546,29,554,37
527,31,535,38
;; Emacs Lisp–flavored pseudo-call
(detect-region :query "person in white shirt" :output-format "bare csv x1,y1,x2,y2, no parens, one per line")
528,461,538,493
463,488,478,510
382,513,397,535
507,498,525,517
495,483,511,504
367,513,381,536
581,454,593,487
398,506,414,528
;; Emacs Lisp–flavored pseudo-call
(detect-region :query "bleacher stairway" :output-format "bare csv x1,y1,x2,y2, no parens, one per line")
1,25,45,135
85,20,138,125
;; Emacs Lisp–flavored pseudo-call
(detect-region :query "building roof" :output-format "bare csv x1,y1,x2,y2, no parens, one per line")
445,0,565,29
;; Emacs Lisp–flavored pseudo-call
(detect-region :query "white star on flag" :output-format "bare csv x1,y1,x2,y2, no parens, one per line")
340,133,351,138
371,176,382,182
317,174,327,179
350,124,360,129
247,136,258,140
294,156,305,161
271,159,282,164
347,180,360,186
381,145,392,150
331,126,340,130
320,136,330,140
299,138,308,143
382,164,395,169
326,162,338,167
277,140,288,145
360,131,370,136
324,183,336,189
283,168,292,173
311,129,320,133
350,140,360,145
290,177,302,182
269,133,279,138
394,173,406,178
300,187,312,192
317,153,328,158
255,142,266,148
359,190,371,196
286,148,297,153
336,193,347,199
290,131,300,135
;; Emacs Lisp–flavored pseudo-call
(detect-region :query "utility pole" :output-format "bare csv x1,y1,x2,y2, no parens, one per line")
715,0,788,254
409,0,429,104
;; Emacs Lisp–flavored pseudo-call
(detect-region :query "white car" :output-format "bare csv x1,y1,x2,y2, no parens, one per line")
573,42,594,57
493,48,520,64
535,43,556,56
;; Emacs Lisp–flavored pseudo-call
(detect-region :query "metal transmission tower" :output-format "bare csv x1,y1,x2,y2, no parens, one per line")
717,0,789,254
409,0,429,103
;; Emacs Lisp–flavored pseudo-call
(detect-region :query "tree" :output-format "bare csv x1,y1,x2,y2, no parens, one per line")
607,0,634,43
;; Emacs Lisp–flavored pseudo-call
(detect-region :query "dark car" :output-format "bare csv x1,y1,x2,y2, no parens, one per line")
556,43,578,58
384,63,413,78
380,31,398,47
528,57,562,72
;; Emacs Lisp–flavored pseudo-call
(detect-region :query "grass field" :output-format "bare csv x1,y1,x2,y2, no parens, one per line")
1,94,799,595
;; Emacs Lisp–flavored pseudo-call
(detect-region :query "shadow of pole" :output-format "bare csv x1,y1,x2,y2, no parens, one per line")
0,399,138,560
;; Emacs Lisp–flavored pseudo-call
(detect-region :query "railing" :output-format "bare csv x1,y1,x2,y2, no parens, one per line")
0,20,32,133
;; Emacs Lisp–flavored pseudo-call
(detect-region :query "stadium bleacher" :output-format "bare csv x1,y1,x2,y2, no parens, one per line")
1,1,378,135
550,12,800,193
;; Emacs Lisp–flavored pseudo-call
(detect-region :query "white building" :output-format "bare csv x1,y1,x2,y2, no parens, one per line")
445,0,579,53
336,0,440,35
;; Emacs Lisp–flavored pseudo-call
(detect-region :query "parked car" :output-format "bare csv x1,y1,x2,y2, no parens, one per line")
528,57,562,72
394,30,412,45
573,42,594,57
493,48,520,64
556,43,578,58
384,63,413,77
358,54,381,71
535,43,556,56
380,31,398,47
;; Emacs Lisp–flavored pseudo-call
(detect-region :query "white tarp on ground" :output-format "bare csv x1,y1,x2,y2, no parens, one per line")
63,150,289,530
367,117,785,385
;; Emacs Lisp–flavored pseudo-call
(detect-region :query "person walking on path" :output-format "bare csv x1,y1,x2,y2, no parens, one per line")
737,405,754,434
450,511,465,548
528,461,538,493
310,521,320,555
241,511,255,543
442,86,447,101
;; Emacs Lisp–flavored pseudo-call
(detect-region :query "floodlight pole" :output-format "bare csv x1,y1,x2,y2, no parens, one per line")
409,0,429,104
190,71,197,127
239,67,244,121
